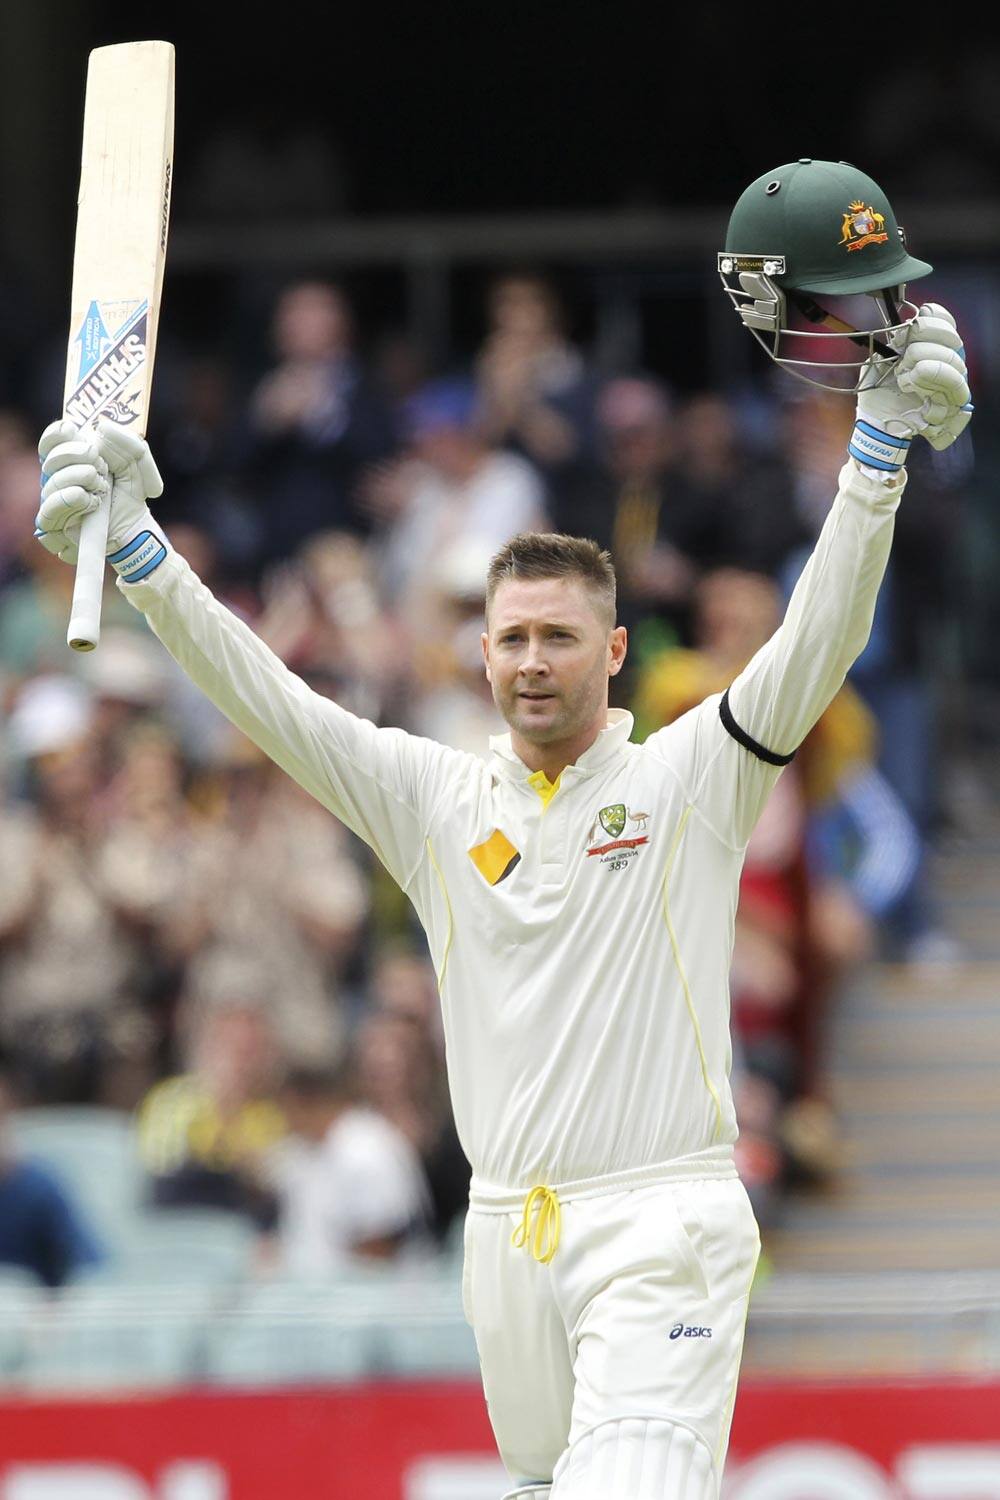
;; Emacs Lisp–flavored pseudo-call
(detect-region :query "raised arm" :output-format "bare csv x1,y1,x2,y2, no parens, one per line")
35,420,464,889
724,455,901,763
646,303,971,849
730,302,970,760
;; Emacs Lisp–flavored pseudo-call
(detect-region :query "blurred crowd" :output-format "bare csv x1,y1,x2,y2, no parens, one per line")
0,269,977,1285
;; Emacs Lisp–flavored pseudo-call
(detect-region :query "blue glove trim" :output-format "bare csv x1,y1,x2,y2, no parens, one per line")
847,445,903,472
109,530,168,582
108,532,154,564
854,420,912,449
848,420,910,472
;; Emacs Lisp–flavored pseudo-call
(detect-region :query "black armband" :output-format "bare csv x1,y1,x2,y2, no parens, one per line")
719,689,795,767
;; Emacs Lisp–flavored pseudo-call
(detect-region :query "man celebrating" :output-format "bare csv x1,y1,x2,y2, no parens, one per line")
35,163,970,1498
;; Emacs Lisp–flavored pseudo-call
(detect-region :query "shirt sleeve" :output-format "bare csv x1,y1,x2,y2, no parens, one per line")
643,459,905,850
117,553,468,889
338,1118,430,1245
35,1170,104,1288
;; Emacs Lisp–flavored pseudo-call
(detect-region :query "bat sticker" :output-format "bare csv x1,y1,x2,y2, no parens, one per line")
65,300,149,427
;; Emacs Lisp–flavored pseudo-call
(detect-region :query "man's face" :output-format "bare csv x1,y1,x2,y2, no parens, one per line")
483,576,625,747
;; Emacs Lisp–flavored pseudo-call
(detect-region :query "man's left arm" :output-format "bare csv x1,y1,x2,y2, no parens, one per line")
685,304,971,846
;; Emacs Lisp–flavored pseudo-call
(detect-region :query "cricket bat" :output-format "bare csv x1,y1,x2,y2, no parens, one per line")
64,40,174,651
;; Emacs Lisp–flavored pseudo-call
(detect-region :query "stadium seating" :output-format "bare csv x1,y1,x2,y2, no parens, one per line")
16,1284,214,1390
111,1209,257,1285
201,1282,373,1384
11,1107,144,1243
0,1274,46,1385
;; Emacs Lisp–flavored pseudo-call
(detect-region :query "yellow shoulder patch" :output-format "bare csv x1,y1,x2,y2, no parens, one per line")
468,828,521,886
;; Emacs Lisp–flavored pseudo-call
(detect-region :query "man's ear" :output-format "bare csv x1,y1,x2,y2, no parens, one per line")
481,631,492,682
608,625,628,677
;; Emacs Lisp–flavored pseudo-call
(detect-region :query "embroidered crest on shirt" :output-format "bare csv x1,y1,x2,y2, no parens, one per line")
469,828,521,886
584,805,651,868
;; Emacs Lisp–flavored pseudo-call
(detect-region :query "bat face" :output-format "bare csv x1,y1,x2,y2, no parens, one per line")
64,39,174,652
63,40,174,440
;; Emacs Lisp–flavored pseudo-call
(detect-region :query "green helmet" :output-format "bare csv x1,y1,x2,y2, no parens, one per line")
718,159,933,392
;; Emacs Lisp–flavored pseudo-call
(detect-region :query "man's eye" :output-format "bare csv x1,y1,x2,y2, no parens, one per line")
499,634,521,644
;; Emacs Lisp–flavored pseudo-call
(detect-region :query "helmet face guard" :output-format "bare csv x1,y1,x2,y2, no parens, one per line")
720,161,932,395
717,253,918,393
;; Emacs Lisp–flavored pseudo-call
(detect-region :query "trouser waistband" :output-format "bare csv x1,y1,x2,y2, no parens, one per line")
469,1145,737,1212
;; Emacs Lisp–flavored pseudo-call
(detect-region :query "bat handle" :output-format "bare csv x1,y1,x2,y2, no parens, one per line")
67,478,113,652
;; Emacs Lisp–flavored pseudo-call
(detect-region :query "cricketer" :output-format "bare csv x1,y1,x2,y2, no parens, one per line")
35,161,972,1497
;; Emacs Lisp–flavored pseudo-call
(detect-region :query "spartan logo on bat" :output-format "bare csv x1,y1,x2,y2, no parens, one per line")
65,302,148,428
101,394,141,425
838,200,889,254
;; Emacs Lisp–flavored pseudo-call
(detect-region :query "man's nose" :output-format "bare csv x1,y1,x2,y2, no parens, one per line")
517,638,549,676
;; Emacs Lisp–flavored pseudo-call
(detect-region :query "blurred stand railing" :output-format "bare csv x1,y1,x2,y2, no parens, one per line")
168,205,1000,374
169,205,1000,270
2,1267,1000,1392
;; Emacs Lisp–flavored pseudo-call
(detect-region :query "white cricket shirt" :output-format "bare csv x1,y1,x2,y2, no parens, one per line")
276,1107,430,1274
120,460,903,1193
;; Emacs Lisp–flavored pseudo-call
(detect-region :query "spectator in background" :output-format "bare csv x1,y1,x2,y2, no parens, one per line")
148,356,263,586
553,377,718,664
75,627,171,782
0,677,157,1107
94,719,198,1072
0,1068,104,1288
242,281,397,567
475,271,598,507
255,530,404,726
274,1057,430,1275
138,995,286,1231
161,732,368,1065
0,437,144,691
0,412,38,588
407,539,507,756
671,392,807,579
357,947,471,1243
377,378,548,655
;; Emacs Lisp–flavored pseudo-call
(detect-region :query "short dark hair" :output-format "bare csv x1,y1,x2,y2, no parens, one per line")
486,532,616,627
280,1058,356,1105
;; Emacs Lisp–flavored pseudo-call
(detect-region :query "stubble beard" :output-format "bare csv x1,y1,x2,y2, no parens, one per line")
501,675,597,748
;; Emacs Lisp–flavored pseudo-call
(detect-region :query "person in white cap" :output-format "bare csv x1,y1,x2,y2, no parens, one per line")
34,202,971,1496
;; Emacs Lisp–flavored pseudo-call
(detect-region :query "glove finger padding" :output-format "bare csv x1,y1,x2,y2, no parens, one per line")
39,435,108,482
900,313,964,354
40,462,105,502
923,405,973,451
917,302,958,330
96,419,164,498
37,480,102,531
38,418,85,465
897,341,967,377
34,525,80,564
897,357,971,408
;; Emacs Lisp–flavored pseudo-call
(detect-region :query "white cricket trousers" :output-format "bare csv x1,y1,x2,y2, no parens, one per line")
463,1157,760,1499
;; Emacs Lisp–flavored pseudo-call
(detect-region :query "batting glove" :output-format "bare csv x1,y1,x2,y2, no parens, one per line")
36,418,169,582
850,303,973,478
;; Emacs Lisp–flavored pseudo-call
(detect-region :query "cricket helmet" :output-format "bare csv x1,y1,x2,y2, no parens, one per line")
718,159,933,392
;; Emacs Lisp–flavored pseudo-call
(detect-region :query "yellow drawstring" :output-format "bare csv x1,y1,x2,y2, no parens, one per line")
511,1185,561,1264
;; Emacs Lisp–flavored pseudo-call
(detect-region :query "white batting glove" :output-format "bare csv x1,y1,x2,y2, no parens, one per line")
36,418,170,582
850,303,973,478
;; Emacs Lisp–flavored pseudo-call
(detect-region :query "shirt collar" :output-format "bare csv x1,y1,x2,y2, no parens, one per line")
489,708,634,781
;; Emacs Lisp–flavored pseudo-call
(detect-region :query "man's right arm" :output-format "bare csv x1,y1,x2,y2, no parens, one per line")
36,419,461,891
117,549,454,887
